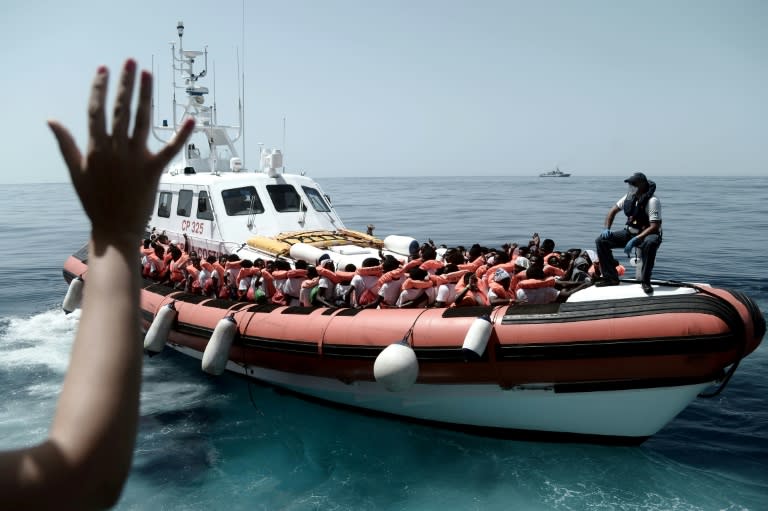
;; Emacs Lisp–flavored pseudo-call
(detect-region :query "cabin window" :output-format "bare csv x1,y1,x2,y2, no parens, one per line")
197,191,214,220
267,184,304,212
222,186,264,216
177,190,193,217
302,186,331,212
157,192,172,218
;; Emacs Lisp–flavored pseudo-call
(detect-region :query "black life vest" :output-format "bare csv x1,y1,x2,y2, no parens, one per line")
623,180,657,231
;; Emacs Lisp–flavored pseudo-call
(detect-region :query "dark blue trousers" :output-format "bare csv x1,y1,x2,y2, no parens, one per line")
595,229,662,284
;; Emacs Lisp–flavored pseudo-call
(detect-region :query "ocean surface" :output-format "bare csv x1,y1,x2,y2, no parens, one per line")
1,175,766,510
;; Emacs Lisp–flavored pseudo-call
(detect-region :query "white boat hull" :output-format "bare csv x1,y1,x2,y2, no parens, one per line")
169,343,711,439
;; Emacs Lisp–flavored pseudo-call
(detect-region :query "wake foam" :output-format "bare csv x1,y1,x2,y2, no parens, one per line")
0,309,79,373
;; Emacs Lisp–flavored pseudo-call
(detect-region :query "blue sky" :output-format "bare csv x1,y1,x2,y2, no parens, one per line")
1,0,765,183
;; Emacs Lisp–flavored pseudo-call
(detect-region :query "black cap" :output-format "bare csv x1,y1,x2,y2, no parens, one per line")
624,172,648,185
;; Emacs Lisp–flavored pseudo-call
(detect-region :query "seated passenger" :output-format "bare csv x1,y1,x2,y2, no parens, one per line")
509,256,531,292
143,244,166,280
185,253,203,294
543,253,566,277
335,264,356,307
224,254,242,299
167,245,189,289
278,260,308,306
202,255,219,296
362,256,403,309
313,261,338,307
351,258,382,307
515,266,586,304
396,268,435,308
299,265,320,307
235,259,255,300
433,264,461,307
417,243,444,275
487,268,514,305
515,266,559,305
453,272,489,307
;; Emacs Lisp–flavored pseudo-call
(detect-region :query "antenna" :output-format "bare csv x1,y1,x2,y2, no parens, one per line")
282,116,286,173
156,62,160,127
236,47,245,168
151,54,156,125
241,0,247,170
213,61,217,124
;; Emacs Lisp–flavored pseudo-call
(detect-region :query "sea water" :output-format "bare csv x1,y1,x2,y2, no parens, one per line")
0,176,766,510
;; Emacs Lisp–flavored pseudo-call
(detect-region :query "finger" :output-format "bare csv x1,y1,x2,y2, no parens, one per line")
87,66,109,152
154,118,195,169
132,70,152,144
48,120,84,182
112,59,137,141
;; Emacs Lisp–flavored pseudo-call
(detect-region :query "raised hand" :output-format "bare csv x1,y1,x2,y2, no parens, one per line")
48,59,194,243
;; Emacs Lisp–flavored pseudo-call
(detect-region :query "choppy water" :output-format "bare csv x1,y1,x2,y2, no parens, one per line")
1,176,766,510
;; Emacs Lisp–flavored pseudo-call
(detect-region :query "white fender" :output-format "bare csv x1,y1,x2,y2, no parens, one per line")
143,301,177,353
373,339,419,392
462,315,493,360
202,315,237,375
383,235,419,257
289,243,330,265
62,276,84,314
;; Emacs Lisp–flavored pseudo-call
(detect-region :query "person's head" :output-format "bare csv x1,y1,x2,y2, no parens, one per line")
409,267,429,281
240,259,253,269
541,238,555,254
444,263,458,274
516,246,530,258
545,254,560,267
344,263,357,272
382,255,400,272
143,238,151,249
526,266,546,280
468,244,482,260
154,244,165,257
624,172,649,194
361,257,380,268
306,265,318,278
420,243,437,261
169,245,182,260
514,256,531,273
219,255,228,265
443,248,464,265
574,257,590,271
190,254,201,268
529,255,544,269
254,258,265,268
321,259,335,272
205,255,216,264
227,253,240,262
294,259,308,270
493,268,511,288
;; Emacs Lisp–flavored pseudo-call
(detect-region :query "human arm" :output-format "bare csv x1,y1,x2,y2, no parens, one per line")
0,60,193,509
601,205,621,238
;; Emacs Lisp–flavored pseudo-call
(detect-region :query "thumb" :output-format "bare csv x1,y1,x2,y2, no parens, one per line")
48,120,83,181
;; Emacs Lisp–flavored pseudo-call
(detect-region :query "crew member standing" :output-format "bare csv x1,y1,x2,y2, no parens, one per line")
595,172,662,294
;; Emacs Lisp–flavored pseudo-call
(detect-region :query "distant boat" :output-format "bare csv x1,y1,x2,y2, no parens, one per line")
539,167,571,178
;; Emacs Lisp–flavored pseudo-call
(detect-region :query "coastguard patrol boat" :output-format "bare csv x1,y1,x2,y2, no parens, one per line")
62,23,765,444
539,166,571,177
